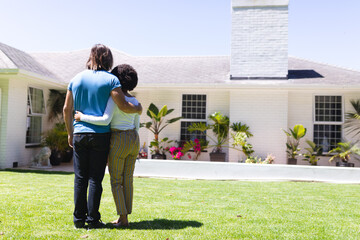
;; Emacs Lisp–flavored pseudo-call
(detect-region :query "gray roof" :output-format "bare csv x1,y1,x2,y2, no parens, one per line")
287,57,360,86
30,48,360,87
30,49,230,85
2,42,359,87
0,42,58,80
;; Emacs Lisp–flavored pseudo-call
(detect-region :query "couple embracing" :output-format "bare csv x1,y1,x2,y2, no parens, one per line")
63,44,142,229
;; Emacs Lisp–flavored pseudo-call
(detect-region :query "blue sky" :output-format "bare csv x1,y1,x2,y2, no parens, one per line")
1,0,359,71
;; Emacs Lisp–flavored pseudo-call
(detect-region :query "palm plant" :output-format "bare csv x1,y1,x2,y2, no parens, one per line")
344,99,360,138
230,122,253,138
188,112,229,153
209,112,230,153
143,103,182,156
302,140,323,165
328,141,360,163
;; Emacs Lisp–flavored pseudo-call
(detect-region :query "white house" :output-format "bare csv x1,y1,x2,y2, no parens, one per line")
0,42,66,169
1,0,360,169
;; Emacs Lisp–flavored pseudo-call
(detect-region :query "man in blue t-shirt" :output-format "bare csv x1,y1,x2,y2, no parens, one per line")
63,44,142,229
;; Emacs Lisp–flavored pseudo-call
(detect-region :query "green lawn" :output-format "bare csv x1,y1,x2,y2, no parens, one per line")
1,170,360,239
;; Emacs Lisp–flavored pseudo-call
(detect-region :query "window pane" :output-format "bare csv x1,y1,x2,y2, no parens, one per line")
314,95,342,122
313,124,341,152
26,116,42,144
29,87,45,114
181,94,206,119
180,121,207,145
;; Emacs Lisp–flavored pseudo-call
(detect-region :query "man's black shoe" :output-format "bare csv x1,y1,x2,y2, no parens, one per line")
87,220,106,229
74,221,85,229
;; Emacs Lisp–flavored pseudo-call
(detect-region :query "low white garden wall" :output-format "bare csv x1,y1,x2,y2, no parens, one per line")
134,159,360,184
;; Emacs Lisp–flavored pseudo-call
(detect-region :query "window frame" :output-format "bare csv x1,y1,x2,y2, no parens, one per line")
312,94,344,153
312,94,344,124
28,86,46,116
180,93,208,145
26,86,46,146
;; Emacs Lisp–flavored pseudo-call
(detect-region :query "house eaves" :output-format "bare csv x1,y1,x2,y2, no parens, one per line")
0,69,19,74
17,69,67,89
137,82,360,90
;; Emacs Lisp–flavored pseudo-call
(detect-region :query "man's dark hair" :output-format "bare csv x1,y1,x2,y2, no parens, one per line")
111,64,138,91
86,44,113,71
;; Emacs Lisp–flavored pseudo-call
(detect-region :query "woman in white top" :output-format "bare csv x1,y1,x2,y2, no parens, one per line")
75,64,140,227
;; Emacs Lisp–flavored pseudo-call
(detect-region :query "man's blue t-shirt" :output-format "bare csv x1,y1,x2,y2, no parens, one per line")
68,70,121,133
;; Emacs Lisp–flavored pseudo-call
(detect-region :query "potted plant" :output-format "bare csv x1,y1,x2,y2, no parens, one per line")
138,142,148,159
44,90,73,164
302,140,323,166
283,124,307,165
188,112,229,162
328,141,360,167
43,123,72,165
208,112,230,161
149,137,172,159
143,103,182,159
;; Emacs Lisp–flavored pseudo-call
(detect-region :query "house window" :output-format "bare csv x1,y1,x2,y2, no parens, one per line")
26,87,46,145
180,94,207,144
313,95,342,152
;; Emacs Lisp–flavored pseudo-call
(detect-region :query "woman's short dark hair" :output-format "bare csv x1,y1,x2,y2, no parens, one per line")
86,44,113,71
111,64,138,91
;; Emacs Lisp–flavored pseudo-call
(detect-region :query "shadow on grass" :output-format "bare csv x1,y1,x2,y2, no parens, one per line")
106,218,203,230
2,168,74,175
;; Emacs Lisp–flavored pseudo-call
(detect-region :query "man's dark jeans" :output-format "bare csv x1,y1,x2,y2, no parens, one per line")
73,133,110,224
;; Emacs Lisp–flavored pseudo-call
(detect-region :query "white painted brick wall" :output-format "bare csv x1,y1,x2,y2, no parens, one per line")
287,91,316,166
136,89,182,159
0,77,54,169
0,78,9,168
136,89,230,161
288,90,360,167
207,90,230,161
133,90,150,156
228,90,288,164
231,6,288,78
6,78,28,167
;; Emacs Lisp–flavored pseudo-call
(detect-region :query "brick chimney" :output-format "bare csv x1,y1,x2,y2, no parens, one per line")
230,0,289,79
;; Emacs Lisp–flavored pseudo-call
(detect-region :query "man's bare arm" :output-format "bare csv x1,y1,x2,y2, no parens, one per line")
63,90,74,148
111,87,142,114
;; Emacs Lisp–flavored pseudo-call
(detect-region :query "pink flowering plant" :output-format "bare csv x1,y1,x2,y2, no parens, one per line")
183,138,209,160
169,146,184,160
